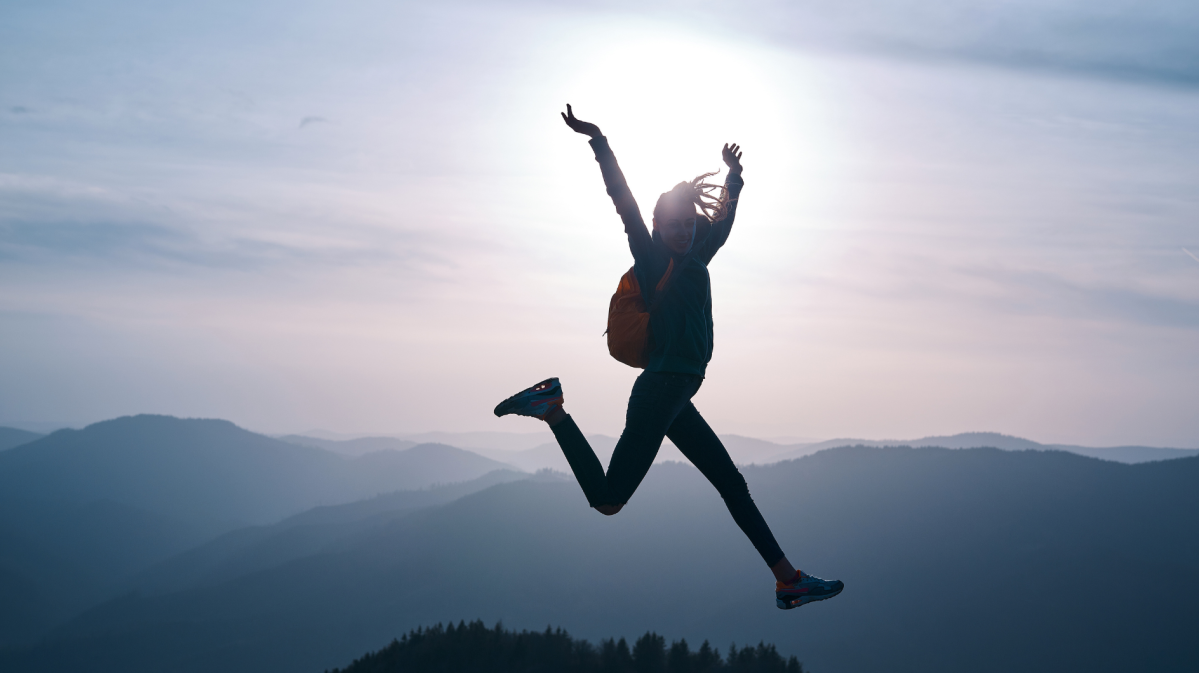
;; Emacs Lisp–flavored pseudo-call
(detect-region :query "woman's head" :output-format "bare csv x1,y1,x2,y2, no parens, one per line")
652,173,732,255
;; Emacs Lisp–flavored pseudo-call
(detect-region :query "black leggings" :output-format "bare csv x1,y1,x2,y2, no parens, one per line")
550,370,786,567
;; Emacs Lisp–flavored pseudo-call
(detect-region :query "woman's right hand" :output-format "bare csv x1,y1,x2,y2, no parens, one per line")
561,104,602,138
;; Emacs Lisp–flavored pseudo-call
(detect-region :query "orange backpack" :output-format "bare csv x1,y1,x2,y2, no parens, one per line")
606,259,674,368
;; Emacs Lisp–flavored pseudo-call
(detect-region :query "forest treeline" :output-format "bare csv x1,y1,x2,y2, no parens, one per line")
327,620,804,673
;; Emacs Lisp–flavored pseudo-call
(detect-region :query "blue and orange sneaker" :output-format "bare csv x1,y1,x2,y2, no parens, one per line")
776,571,844,610
493,378,564,420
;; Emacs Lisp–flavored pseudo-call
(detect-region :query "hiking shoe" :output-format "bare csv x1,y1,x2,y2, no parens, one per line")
493,378,564,420
776,571,844,610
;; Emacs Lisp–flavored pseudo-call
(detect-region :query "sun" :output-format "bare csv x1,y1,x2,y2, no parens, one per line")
558,24,802,202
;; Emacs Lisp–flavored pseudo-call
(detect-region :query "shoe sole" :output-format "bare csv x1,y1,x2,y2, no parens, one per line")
776,585,843,610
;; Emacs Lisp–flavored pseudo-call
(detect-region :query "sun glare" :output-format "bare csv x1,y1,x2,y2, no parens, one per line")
558,26,810,205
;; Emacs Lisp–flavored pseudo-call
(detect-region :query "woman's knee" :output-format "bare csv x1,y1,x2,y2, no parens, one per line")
594,503,625,516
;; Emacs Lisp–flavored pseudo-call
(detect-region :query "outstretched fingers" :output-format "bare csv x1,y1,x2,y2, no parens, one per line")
561,104,602,138
723,142,744,171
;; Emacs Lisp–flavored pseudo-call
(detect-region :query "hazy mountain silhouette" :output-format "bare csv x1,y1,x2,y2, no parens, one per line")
0,415,519,527
132,470,532,595
767,431,1199,464
0,427,42,452
374,430,1197,470
290,430,556,452
6,447,1194,673
278,435,419,457
398,431,553,452
1047,443,1199,463
478,436,616,473
475,435,820,472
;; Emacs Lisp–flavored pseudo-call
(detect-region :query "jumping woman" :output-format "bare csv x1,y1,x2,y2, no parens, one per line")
494,105,844,610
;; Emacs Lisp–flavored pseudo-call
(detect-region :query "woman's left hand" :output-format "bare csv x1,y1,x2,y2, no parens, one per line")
722,143,743,174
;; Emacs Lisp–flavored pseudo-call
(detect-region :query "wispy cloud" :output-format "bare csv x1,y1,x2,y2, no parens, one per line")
972,267,1199,329
530,0,1199,87
0,217,444,272
1184,248,1199,265
299,116,328,129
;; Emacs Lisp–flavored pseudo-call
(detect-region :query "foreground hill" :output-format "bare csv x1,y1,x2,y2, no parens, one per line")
0,497,205,646
6,447,1195,673
0,415,517,526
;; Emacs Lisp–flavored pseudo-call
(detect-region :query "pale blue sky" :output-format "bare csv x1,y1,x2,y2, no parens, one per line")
2,0,1197,445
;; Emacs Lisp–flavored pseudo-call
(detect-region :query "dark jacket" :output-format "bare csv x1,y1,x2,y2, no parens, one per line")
589,136,744,376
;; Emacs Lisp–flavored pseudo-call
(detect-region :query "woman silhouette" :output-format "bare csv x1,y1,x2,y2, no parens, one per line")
494,105,843,610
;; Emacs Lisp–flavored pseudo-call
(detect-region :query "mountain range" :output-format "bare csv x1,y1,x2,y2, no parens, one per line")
0,415,1195,672
0,441,1194,672
0,416,514,527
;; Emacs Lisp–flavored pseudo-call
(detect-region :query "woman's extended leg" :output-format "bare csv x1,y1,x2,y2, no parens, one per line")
548,371,702,511
666,401,844,608
665,401,793,576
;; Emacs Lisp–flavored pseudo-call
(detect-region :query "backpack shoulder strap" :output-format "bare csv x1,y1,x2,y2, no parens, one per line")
646,258,675,314
656,258,674,291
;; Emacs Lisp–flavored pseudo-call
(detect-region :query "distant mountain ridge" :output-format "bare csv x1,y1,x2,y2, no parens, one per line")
768,431,1199,464
0,426,43,452
287,429,1198,469
0,415,519,526
277,435,419,457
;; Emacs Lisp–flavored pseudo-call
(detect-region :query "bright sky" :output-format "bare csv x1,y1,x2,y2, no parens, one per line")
2,0,1197,446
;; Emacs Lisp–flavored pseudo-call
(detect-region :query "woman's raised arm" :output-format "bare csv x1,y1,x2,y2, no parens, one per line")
695,143,746,264
562,105,652,259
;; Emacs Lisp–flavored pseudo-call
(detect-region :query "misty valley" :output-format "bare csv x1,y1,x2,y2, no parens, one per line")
0,415,1195,673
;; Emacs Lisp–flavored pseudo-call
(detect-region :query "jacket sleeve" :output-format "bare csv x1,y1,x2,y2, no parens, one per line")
589,136,652,261
695,171,744,265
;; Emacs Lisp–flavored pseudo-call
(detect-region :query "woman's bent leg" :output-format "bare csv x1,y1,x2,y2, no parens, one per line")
605,372,702,505
550,415,615,507
550,372,701,509
667,402,786,567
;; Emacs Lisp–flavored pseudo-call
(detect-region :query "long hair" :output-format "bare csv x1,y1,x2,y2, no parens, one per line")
653,172,735,225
